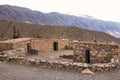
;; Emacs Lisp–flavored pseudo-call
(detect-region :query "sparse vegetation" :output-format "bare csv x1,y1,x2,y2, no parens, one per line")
12,25,20,39
0,20,119,43
0,5,120,38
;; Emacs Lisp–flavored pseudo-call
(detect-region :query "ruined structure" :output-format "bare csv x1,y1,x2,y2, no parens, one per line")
0,38,68,56
31,38,68,55
73,41,119,64
0,38,120,72
0,38,32,56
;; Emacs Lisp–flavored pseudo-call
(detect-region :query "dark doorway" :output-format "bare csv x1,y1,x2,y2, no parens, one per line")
53,42,58,51
85,49,90,64
27,43,31,53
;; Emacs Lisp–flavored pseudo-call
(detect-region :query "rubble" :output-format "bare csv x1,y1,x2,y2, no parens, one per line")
0,53,118,72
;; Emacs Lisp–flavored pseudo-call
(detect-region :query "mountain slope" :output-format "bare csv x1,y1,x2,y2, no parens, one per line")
0,19,119,43
0,5,120,37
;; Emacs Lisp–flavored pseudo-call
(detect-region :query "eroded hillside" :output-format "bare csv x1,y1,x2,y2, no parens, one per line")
0,19,119,43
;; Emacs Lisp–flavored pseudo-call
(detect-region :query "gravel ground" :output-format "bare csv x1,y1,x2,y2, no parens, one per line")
0,50,120,80
0,62,120,80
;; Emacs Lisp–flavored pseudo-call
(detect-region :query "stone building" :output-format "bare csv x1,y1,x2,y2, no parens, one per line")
31,38,68,55
73,41,119,63
0,38,68,56
0,38,32,52
0,38,32,56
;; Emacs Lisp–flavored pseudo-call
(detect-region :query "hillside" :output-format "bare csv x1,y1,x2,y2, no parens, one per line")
0,5,120,37
0,19,119,43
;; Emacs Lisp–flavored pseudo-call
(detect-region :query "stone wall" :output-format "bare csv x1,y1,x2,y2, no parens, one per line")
0,38,68,56
31,38,68,55
0,43,13,51
55,39,68,50
73,42,119,63
0,48,26,57
0,38,32,56
0,54,118,72
31,39,53,55
13,40,31,51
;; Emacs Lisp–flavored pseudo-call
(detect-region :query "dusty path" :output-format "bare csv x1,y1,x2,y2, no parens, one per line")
0,62,120,80
27,50,73,59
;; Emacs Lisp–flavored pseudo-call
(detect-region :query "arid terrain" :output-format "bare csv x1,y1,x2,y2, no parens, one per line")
0,5,120,38
0,62,120,80
0,19,120,43
0,4,120,80
0,50,120,80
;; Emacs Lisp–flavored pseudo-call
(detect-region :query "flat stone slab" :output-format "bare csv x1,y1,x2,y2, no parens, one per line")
81,68,95,74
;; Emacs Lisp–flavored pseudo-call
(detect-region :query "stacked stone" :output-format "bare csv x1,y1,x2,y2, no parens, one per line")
0,54,118,72
0,54,8,62
60,55,73,59
73,42,119,63
0,48,26,58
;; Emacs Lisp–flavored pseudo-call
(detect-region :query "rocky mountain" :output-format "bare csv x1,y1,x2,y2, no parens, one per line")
0,5,120,38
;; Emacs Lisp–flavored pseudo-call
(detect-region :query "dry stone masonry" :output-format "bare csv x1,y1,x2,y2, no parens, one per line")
73,41,119,64
0,38,119,73
0,38,68,55
0,52,119,72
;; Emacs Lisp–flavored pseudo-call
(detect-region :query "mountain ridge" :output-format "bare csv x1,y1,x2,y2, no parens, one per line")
0,5,120,37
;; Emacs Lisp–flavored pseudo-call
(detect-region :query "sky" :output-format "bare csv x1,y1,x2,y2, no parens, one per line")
0,0,120,22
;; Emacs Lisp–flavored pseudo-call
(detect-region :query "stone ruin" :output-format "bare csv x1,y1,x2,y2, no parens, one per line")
0,39,120,72
0,53,118,72
0,38,69,56
73,41,119,64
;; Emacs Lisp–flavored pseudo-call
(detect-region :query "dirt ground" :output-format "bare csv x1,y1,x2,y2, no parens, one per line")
0,62,120,80
0,50,120,80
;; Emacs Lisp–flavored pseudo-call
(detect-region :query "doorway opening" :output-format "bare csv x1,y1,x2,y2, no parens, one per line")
85,49,90,64
53,42,58,51
27,43,31,53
